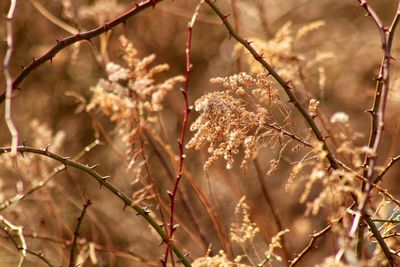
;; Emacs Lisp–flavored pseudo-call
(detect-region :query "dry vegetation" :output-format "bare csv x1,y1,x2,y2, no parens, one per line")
1,0,400,266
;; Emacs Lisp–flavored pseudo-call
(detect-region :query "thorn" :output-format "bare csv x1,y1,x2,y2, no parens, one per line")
85,38,94,45
20,65,24,70
74,33,81,41
103,23,110,31
229,34,232,40
122,20,126,28
365,109,374,115
150,0,157,8
167,190,173,199
159,239,166,247
245,39,253,45
184,252,191,257
135,3,140,8
172,224,179,231
90,164,100,170
101,175,110,181
222,13,230,21
323,135,330,140
32,57,36,63
98,175,110,188
45,145,51,155
123,204,128,211
255,53,264,61
143,207,151,215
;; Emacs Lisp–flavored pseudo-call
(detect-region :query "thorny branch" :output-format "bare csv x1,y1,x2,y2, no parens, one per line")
69,199,92,267
374,155,400,184
0,0,165,104
0,140,99,212
0,145,192,267
163,2,204,266
3,0,19,154
289,224,332,267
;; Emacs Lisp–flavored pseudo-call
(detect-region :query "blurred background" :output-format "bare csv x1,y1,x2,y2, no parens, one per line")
0,0,400,266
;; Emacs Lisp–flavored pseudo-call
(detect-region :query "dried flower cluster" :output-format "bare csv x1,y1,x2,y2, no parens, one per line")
230,196,260,244
194,196,288,266
87,36,184,157
187,72,302,171
236,20,332,95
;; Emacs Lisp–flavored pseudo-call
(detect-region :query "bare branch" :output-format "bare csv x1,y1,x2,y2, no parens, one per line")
3,0,19,154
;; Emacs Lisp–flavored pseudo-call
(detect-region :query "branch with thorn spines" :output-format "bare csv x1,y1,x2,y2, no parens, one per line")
0,145,192,267
0,0,165,104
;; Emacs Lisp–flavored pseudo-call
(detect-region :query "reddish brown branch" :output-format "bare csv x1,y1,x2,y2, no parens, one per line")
374,155,400,184
163,3,201,265
69,199,92,267
0,0,164,104
289,224,332,267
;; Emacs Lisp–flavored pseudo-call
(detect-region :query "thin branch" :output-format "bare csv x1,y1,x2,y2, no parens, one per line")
24,249,56,267
265,122,312,148
204,0,338,170
30,0,79,34
69,199,92,267
372,219,400,224
0,215,26,267
374,155,400,184
163,2,203,265
0,0,165,104
289,224,332,267
3,0,19,154
253,159,290,265
0,145,192,267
